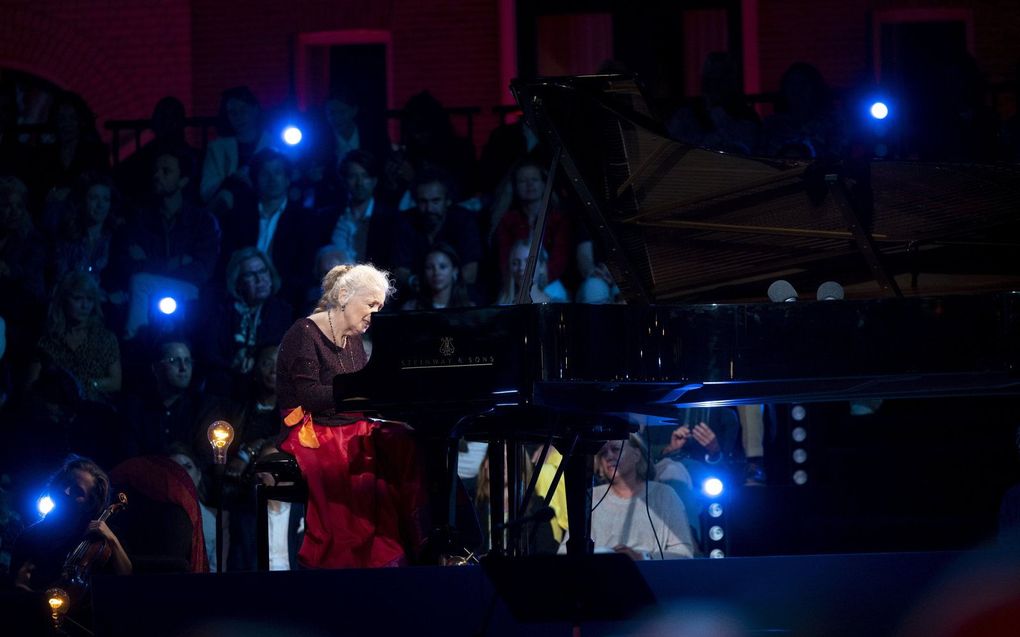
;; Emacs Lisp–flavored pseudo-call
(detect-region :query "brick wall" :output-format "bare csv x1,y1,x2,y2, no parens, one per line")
0,0,192,134
755,0,1020,96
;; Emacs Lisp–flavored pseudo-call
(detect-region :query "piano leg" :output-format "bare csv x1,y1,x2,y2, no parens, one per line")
489,439,506,556
564,450,595,556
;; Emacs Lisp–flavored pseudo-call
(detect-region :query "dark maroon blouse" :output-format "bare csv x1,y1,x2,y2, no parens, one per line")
276,318,368,426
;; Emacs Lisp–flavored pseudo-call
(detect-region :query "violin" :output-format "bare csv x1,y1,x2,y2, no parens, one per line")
59,492,128,603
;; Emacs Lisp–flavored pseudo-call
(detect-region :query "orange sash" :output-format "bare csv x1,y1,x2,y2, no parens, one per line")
283,406,320,448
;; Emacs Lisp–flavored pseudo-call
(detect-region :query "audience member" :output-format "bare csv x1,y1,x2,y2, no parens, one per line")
115,96,199,206
35,92,109,200
394,90,477,201
496,240,568,305
196,248,292,395
666,51,760,154
166,445,217,572
493,158,574,287
27,272,121,404
48,173,119,289
400,243,475,310
319,150,399,269
200,86,270,212
393,169,483,295
760,62,844,158
561,435,694,559
121,339,230,457
0,176,47,341
217,148,319,306
111,148,219,339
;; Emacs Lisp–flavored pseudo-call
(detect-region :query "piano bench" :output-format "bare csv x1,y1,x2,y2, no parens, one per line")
252,453,307,571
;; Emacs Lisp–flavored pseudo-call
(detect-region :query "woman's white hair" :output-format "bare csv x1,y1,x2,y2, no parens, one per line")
315,263,394,312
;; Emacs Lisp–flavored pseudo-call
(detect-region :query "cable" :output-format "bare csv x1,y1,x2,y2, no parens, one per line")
643,429,665,560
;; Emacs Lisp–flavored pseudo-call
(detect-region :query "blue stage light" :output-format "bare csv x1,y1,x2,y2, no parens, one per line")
282,126,303,146
702,477,724,498
37,495,55,517
869,101,889,120
158,296,178,315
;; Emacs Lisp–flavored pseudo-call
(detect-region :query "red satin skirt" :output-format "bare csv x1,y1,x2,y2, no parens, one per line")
280,419,428,569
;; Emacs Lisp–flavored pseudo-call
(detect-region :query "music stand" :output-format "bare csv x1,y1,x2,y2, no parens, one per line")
481,553,656,632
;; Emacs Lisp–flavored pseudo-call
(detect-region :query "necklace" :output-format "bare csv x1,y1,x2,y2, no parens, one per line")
325,309,347,367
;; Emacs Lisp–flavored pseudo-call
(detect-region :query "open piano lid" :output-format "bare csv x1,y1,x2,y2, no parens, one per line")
511,74,1020,302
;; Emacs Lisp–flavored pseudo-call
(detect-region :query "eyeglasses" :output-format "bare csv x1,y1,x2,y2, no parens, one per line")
161,356,193,367
239,267,270,281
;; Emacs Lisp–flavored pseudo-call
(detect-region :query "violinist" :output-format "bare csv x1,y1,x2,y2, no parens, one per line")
10,455,132,596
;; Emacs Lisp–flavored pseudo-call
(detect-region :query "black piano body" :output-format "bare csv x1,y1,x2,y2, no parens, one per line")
338,297,1019,419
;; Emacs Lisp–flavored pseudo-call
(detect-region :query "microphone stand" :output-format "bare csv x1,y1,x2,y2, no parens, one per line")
213,463,225,573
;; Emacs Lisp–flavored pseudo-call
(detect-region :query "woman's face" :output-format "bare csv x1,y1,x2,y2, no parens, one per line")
514,165,544,204
85,184,111,226
598,439,640,480
236,256,272,305
424,251,456,294
509,244,548,288
340,286,385,336
64,289,95,325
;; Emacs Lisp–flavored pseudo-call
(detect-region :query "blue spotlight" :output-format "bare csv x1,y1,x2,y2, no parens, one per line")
281,125,303,146
702,477,724,498
869,101,889,120
37,495,55,517
158,296,178,315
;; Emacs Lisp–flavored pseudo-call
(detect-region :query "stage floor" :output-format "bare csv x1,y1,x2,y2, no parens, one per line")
91,548,1020,637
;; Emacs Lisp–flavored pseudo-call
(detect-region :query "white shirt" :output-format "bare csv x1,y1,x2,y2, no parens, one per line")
331,197,375,261
267,500,293,571
257,198,287,255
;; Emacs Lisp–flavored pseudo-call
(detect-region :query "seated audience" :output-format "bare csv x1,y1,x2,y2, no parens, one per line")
200,86,270,212
48,173,119,289
110,148,219,339
496,240,568,305
27,272,121,404
401,243,475,310
393,169,482,294
318,149,399,269
493,158,574,287
217,148,319,307
196,247,292,395
121,338,231,457
561,435,695,559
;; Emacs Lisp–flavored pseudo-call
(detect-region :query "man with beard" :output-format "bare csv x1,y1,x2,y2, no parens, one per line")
393,169,482,298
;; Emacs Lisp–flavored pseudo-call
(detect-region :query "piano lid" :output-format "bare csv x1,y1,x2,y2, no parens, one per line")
511,75,1020,303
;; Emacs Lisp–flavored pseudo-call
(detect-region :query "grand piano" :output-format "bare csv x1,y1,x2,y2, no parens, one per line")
335,75,1020,557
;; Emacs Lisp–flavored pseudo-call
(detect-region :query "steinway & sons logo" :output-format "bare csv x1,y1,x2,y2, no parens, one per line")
401,336,495,370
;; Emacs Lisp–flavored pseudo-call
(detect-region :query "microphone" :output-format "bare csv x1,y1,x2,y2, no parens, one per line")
816,281,845,301
767,280,799,303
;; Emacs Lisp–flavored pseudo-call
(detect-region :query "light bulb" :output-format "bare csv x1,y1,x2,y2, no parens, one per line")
207,421,235,465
